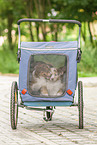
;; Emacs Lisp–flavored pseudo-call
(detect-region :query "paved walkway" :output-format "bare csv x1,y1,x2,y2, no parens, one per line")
0,75,97,145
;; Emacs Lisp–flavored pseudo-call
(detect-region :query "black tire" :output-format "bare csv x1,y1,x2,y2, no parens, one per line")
10,81,18,129
46,106,53,121
78,81,84,129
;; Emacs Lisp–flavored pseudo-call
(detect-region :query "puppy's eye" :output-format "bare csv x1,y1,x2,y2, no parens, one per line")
55,73,58,76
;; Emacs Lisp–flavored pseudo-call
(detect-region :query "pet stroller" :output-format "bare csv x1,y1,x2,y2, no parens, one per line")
10,19,83,129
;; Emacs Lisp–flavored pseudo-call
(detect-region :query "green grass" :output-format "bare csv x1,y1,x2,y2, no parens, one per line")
0,43,97,77
0,29,97,77
78,72,97,77
0,49,19,74
0,47,97,77
77,43,97,77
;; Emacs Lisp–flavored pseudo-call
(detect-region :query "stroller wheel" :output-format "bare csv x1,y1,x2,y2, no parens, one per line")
10,81,18,129
46,106,53,121
78,81,84,129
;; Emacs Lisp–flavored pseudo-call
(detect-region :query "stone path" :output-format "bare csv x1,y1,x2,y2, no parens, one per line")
0,75,97,145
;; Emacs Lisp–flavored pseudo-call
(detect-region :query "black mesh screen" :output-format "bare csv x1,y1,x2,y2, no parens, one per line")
27,54,68,98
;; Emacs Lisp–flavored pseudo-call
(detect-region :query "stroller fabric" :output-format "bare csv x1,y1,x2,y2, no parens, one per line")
19,41,78,102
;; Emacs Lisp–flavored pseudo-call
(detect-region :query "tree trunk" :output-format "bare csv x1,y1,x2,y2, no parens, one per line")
50,24,54,41
84,22,86,42
26,0,34,41
42,24,46,41
55,32,58,41
7,10,13,51
35,23,40,41
34,0,47,41
54,24,58,41
81,22,86,42
29,22,34,41
88,22,93,44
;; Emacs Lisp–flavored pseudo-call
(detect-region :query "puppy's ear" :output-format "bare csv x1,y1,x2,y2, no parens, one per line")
34,67,41,77
58,66,66,76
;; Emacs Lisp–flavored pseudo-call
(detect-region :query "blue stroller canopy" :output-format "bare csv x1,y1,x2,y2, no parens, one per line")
19,41,78,102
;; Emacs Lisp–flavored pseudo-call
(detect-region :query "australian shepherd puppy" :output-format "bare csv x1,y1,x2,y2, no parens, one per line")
30,62,66,97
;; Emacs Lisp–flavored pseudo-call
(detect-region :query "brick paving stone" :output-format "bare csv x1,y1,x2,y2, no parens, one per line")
84,144,97,145
0,75,97,145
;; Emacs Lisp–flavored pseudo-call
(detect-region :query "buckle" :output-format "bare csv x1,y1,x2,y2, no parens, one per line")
77,48,82,63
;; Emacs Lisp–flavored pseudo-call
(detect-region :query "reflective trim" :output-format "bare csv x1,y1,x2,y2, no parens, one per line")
43,20,49,22
21,47,78,51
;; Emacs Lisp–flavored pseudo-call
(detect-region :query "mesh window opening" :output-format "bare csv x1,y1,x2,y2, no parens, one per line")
27,54,68,98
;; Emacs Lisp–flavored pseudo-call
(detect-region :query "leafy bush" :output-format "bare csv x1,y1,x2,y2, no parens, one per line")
0,49,19,74
0,41,97,77
78,43,97,77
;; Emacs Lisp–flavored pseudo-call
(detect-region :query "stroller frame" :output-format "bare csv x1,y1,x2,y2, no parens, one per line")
10,19,83,130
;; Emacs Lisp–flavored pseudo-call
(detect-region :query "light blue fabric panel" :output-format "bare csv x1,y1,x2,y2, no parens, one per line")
23,101,73,107
21,41,77,49
19,48,77,103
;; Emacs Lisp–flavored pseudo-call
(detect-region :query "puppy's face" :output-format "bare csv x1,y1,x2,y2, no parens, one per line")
50,68,59,81
33,63,51,79
40,71,51,80
50,66,66,82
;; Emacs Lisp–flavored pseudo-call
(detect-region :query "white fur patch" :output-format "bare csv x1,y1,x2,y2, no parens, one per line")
30,76,65,96
30,65,65,97
49,67,59,81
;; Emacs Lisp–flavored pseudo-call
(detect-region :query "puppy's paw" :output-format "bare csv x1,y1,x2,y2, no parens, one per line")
57,88,63,96
40,86,48,96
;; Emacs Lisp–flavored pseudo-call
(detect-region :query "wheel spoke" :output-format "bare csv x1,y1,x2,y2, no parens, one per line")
10,81,18,129
78,81,84,129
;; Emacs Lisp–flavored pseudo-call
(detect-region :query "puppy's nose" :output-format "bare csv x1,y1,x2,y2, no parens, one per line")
50,77,54,81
